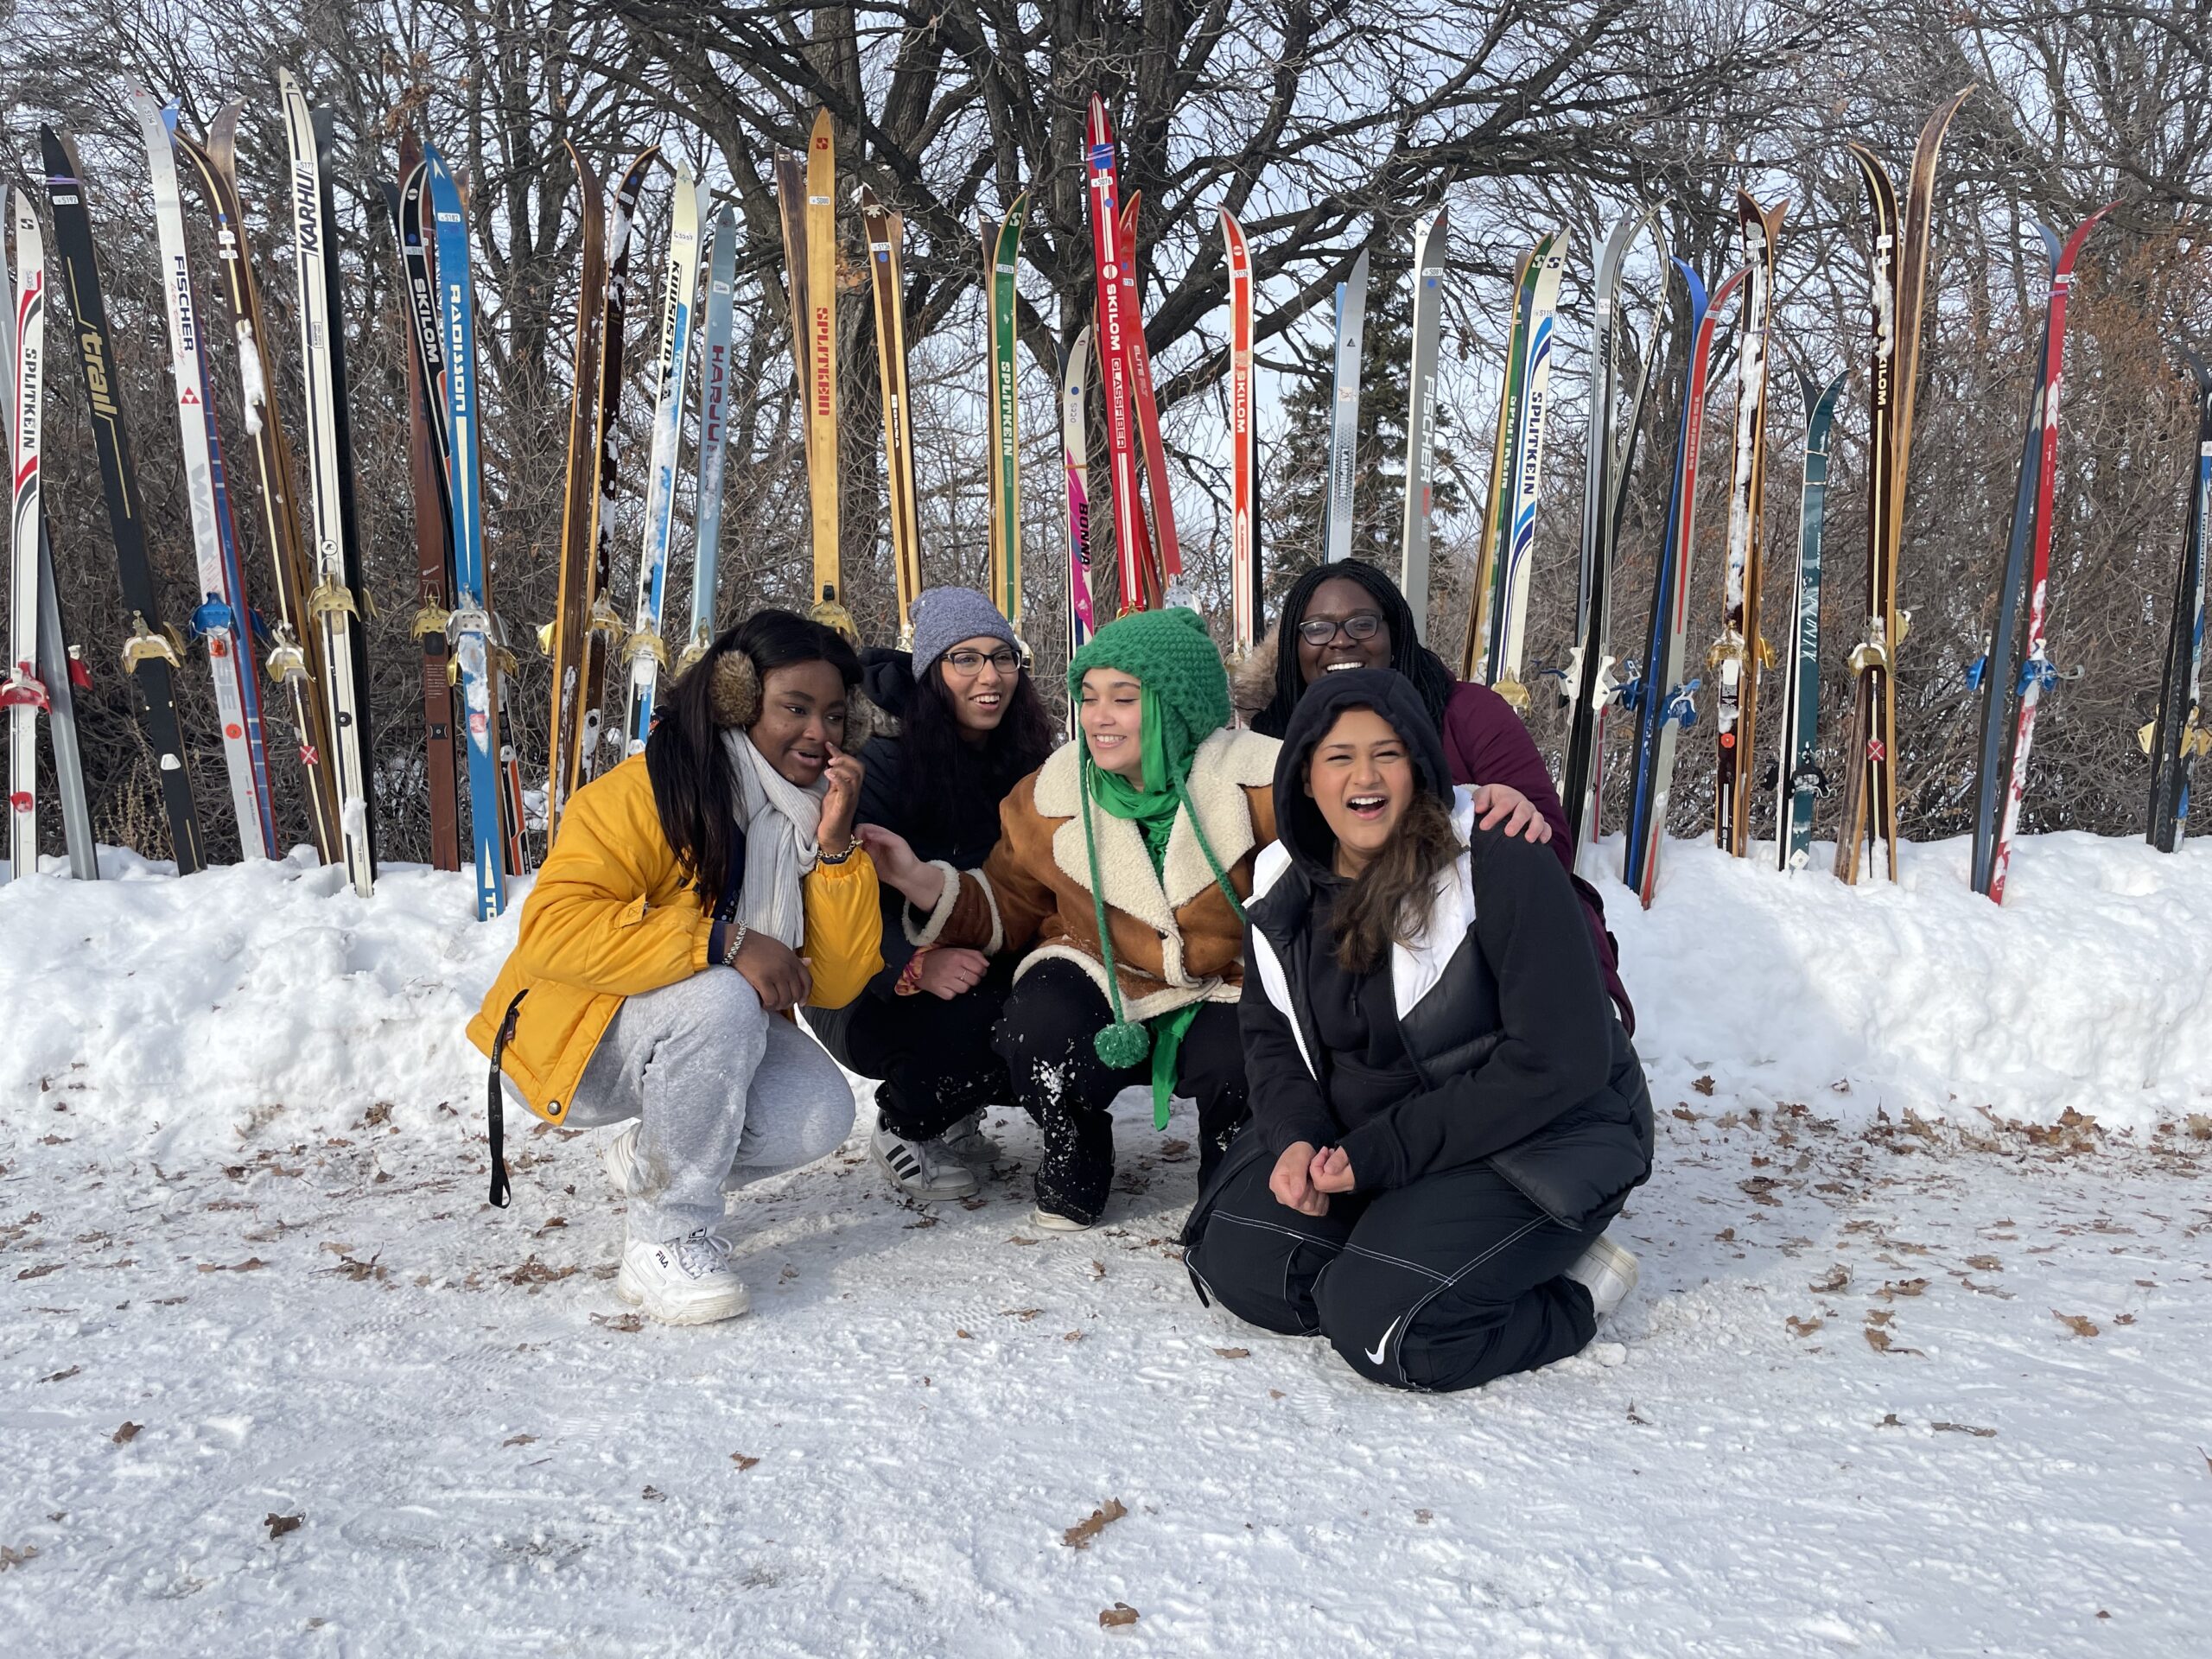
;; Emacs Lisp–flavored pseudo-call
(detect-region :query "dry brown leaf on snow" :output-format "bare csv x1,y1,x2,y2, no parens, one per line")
1268,1389,1286,1400
265,1513,302,1539
1864,1325,1922,1357
1693,1075,1716,1096
731,1453,760,1471
1933,1421,1998,1438
40,1366,79,1384
1967,1255,2002,1272
590,1312,644,1333
111,1422,141,1445
1214,1347,1250,1360
2052,1311,2101,1338
503,1434,536,1447
16,1263,60,1281
1002,1308,1042,1322
955,1329,972,1339
1064,1498,1128,1549
0,1546,37,1572
197,1259,266,1274
1787,1316,1824,1338
1064,1331,1084,1343
1671,1106,1699,1122
1878,1278,1929,1300
1809,1265,1850,1293
1100,1603,1140,1628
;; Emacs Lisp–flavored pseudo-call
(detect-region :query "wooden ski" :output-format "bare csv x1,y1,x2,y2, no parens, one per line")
1834,87,1972,885
860,188,923,644
803,111,851,638
544,140,606,848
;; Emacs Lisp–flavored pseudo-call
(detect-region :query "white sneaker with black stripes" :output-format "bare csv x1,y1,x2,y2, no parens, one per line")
935,1111,1003,1167
871,1122,981,1202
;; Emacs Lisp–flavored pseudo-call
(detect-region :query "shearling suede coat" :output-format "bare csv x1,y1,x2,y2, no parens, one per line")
906,727,1281,1022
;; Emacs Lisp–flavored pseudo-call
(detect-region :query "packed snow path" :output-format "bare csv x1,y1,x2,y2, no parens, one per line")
3,837,2209,1654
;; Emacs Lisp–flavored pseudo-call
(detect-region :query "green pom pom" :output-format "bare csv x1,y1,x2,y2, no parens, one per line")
1093,1020,1150,1070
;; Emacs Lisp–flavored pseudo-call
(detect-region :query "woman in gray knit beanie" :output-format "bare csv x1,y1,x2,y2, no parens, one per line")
809,586,1058,1204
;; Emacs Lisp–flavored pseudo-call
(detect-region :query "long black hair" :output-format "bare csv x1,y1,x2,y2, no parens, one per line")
876,648,1055,850
645,608,862,898
1250,558,1457,739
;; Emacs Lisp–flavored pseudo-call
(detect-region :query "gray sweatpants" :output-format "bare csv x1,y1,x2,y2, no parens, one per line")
568,968,858,1242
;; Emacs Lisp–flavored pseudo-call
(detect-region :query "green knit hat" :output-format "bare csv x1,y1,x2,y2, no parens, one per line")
1067,607,1231,786
1066,607,1241,1072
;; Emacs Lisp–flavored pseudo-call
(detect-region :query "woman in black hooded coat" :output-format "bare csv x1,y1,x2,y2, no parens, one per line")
1182,669,1653,1393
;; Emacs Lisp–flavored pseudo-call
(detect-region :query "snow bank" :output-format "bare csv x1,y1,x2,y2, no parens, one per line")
1597,831,2212,1133
3,830,2208,1152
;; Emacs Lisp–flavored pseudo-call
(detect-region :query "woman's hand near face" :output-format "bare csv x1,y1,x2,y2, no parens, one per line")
731,930,811,1013
1270,1141,1329,1217
1309,1144,1357,1194
853,823,952,911
1471,782,1550,844
818,743,863,854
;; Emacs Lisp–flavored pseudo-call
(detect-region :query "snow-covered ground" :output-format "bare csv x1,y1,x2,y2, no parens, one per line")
3,835,2209,1655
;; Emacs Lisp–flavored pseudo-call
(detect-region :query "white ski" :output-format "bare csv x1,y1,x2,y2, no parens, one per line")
279,72,373,893
5,189,49,880
133,90,274,860
622,159,702,754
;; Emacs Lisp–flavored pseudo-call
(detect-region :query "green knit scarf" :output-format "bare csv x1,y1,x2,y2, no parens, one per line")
1077,686,1248,1128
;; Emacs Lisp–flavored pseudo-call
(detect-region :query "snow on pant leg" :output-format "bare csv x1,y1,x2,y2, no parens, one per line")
1172,1001,1252,1190
1313,1160,1605,1393
1181,1130,1357,1336
990,959,1141,1224
575,969,771,1243
720,1012,860,1189
817,962,1014,1142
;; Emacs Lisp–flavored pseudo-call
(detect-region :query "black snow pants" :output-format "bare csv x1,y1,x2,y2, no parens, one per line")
1181,1129,1616,1392
808,959,1015,1143
991,959,1249,1224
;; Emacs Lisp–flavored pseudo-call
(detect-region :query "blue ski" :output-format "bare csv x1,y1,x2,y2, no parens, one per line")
426,146,506,918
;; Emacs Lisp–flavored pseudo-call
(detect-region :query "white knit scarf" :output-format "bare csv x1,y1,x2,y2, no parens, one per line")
721,728,824,950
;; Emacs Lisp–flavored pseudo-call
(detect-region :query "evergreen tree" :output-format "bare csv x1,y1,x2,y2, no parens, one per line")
1263,264,1464,612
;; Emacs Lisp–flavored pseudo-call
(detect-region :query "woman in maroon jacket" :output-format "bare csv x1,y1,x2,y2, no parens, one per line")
1243,559,1632,1030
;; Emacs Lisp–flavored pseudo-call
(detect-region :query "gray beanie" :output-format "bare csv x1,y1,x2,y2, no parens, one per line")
909,585,1020,674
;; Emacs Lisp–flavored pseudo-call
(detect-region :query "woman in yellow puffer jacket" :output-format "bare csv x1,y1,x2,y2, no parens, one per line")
468,611,882,1325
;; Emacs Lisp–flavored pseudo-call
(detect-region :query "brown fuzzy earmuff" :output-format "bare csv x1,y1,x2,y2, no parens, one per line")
709,647,877,744
709,650,760,729
1230,626,1280,718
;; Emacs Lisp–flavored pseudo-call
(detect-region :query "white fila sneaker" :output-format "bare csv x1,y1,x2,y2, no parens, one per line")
616,1228,751,1325
1564,1233,1640,1320
871,1123,981,1202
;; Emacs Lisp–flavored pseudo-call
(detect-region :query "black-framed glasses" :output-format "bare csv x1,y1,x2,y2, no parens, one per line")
1296,611,1385,646
944,647,1023,676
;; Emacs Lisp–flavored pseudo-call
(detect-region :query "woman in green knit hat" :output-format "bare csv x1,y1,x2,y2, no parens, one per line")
861,607,1279,1230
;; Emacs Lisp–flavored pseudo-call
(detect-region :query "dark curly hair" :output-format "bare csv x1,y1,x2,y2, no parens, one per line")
1249,558,1457,740
876,648,1055,851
